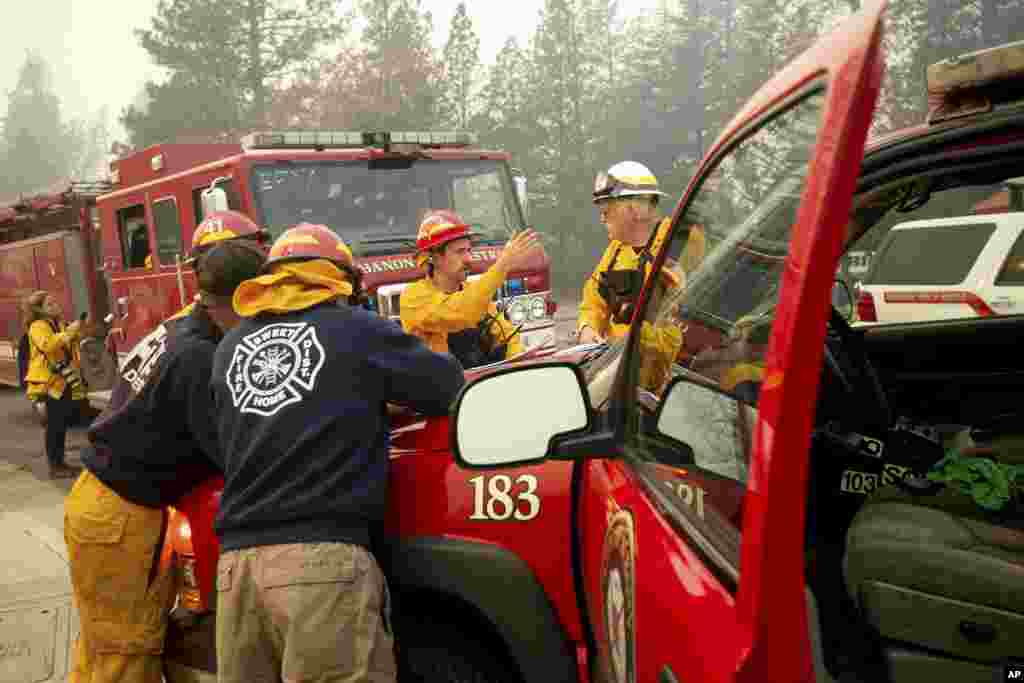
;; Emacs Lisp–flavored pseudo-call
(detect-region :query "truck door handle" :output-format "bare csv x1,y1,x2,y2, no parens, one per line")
660,665,680,683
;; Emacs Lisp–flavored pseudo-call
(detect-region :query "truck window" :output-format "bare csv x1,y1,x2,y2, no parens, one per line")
995,230,1024,285
251,159,522,245
117,205,149,270
452,171,515,235
152,197,184,266
192,178,240,224
866,223,996,285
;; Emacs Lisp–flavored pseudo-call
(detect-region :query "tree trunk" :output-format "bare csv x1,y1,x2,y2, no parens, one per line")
980,0,1000,48
248,0,267,126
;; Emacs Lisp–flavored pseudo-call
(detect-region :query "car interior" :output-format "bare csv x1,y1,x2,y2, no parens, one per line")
802,134,1024,682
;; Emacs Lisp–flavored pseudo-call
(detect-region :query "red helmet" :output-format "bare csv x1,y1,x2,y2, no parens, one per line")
415,210,476,254
188,210,269,262
265,223,355,270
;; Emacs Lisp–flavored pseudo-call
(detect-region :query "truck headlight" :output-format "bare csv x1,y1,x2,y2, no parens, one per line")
507,300,528,324
529,296,547,320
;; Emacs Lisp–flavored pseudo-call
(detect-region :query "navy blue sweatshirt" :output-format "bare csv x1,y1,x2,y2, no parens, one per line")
211,301,465,552
82,306,222,508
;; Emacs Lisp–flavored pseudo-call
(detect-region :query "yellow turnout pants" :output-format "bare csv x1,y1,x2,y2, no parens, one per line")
64,470,176,683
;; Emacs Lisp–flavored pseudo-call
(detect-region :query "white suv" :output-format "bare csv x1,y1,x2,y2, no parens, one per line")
856,211,1024,323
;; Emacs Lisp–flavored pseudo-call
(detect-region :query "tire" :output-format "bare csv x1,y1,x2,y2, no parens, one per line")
396,615,519,683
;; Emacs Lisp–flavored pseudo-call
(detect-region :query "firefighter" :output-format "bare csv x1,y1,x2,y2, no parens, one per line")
400,209,542,369
577,161,704,344
22,290,86,478
212,223,464,683
63,210,268,683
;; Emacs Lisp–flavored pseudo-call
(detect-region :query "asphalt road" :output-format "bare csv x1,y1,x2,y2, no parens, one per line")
0,385,87,683
0,386,92,481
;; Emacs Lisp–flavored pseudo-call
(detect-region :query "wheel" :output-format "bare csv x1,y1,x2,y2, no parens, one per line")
396,614,519,683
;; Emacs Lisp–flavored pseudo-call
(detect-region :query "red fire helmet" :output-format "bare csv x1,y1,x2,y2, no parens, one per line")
265,222,355,270
415,209,477,254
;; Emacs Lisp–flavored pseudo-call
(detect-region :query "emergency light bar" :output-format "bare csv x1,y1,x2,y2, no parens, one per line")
241,130,478,151
926,40,1024,123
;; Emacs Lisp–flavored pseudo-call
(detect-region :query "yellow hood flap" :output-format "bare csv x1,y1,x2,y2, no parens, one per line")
233,260,354,317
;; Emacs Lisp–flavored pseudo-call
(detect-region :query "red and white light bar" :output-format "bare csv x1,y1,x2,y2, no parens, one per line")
927,41,1024,123
241,130,478,150
883,291,996,316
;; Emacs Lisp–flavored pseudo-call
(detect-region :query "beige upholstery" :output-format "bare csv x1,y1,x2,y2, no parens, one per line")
844,499,1024,663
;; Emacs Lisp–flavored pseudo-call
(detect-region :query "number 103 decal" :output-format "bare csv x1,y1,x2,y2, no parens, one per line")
469,474,541,521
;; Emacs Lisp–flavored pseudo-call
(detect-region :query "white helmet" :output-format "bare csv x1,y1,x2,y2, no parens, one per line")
593,161,666,204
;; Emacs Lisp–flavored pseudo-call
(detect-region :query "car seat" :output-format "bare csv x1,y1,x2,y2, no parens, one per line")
843,488,1024,679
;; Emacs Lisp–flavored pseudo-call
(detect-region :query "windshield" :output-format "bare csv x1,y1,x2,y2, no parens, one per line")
250,159,524,246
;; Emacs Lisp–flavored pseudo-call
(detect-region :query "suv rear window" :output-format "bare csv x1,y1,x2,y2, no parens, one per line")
995,230,1024,285
867,222,996,285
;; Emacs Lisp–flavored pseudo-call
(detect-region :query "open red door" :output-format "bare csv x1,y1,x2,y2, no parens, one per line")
575,3,887,682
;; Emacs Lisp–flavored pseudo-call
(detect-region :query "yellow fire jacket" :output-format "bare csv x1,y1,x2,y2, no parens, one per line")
638,320,684,394
25,318,84,401
577,218,675,341
400,267,524,357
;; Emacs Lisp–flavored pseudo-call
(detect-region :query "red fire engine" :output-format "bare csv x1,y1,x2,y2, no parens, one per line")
0,183,117,395
93,130,556,384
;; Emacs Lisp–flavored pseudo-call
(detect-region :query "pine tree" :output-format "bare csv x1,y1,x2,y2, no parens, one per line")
1,54,73,195
120,72,246,147
613,1,703,192
132,0,345,139
438,2,481,130
476,37,536,156
356,0,439,129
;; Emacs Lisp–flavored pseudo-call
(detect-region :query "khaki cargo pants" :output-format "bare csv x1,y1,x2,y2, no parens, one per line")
216,542,397,683
64,470,176,683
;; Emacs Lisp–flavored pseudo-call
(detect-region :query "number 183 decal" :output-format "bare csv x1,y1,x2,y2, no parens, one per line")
469,474,541,521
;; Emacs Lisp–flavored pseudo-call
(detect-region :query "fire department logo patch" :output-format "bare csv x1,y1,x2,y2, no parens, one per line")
601,508,636,683
226,322,325,417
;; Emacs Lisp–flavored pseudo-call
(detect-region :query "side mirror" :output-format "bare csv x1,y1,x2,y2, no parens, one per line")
512,171,528,220
201,187,230,216
655,376,753,479
452,362,591,469
832,278,854,321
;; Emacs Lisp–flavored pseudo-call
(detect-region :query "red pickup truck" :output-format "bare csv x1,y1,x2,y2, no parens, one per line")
163,4,1024,682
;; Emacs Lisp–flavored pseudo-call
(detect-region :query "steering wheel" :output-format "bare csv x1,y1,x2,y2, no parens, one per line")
820,308,892,435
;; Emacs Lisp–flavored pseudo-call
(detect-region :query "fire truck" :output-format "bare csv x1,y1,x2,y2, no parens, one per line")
92,130,556,385
0,183,117,396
